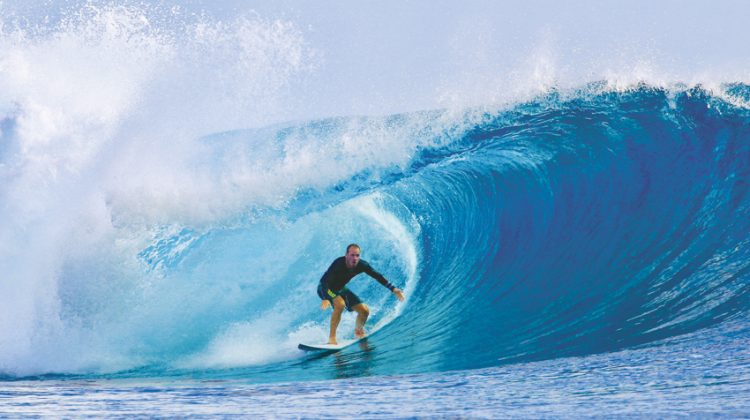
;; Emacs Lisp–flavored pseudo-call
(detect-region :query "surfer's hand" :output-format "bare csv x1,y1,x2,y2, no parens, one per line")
393,288,405,302
320,300,331,310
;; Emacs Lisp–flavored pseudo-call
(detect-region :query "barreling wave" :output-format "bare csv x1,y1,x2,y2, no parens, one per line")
2,83,750,381
382,83,750,373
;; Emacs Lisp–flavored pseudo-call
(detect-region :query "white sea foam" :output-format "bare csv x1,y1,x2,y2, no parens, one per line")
0,3,319,375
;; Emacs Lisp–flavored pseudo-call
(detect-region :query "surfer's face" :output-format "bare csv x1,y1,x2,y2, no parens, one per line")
345,247,360,268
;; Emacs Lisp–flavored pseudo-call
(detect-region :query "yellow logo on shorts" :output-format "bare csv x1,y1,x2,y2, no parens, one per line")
327,289,336,298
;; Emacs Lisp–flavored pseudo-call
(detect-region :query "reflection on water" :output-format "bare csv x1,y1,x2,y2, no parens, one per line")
333,339,374,379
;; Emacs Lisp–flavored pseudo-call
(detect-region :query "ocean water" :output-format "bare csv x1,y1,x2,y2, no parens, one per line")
2,1,750,417
3,319,749,417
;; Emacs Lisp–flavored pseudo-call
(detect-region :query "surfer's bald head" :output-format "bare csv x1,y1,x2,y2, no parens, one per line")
346,243,360,254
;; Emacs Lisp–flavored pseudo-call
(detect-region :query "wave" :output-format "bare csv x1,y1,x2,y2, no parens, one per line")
1,2,750,381
2,82,749,380
387,84,750,373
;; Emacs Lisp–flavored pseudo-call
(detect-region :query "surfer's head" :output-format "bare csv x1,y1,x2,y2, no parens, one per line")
345,243,361,268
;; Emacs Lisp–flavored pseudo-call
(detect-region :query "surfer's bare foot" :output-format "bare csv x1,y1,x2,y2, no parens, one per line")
327,338,337,345
354,326,366,338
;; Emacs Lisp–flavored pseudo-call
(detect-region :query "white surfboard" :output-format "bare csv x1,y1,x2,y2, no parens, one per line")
298,336,367,352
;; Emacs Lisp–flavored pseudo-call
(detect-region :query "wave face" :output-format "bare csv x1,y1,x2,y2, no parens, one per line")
3,82,750,380
386,85,750,373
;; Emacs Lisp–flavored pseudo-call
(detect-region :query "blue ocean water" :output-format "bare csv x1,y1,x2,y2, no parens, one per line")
3,319,749,417
2,2,750,417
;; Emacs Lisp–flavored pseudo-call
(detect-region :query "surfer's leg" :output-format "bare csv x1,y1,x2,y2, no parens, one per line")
353,303,369,338
328,296,345,344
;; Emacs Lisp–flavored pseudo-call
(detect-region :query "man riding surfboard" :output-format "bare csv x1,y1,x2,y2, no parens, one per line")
317,244,404,344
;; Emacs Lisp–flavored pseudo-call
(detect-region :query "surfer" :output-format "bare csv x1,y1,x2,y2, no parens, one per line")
317,244,404,344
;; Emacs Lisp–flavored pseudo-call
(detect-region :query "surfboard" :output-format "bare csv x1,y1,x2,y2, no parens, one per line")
298,336,367,352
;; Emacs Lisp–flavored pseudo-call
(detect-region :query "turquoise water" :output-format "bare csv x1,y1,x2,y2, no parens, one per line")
3,82,750,418
2,2,750,417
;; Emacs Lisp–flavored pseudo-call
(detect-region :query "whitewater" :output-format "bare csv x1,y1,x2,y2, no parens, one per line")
1,1,750,417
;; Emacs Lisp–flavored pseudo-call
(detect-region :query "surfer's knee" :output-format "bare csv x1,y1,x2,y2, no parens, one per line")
355,303,369,316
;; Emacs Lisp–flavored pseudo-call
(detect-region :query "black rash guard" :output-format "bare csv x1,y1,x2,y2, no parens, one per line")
319,257,395,293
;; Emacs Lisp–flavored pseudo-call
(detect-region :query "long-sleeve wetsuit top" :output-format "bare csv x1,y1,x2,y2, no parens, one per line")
319,257,395,293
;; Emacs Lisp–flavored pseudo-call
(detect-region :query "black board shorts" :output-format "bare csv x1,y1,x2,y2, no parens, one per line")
317,282,362,312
